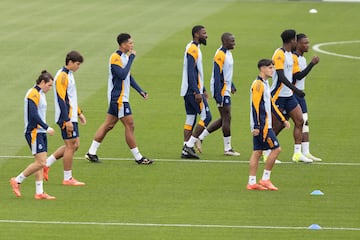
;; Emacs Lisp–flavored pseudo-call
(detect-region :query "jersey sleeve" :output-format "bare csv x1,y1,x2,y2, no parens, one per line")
251,80,264,129
213,50,225,104
186,44,200,94
273,49,285,70
55,72,71,122
110,53,135,80
27,91,48,130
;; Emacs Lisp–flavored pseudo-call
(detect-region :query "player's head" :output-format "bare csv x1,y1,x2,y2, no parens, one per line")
117,33,132,45
65,50,84,65
36,70,53,93
257,59,274,79
36,70,53,84
296,33,310,53
257,59,273,69
117,33,134,52
281,29,297,44
221,32,235,50
192,25,207,45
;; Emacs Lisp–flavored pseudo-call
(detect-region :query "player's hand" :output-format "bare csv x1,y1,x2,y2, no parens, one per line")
203,91,209,100
252,129,260,136
141,91,148,99
129,49,136,56
195,93,202,103
311,56,320,65
231,87,237,94
46,127,55,136
79,113,87,125
283,120,290,129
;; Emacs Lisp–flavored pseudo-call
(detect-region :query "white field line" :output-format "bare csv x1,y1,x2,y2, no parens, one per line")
0,219,359,231
312,40,360,60
0,155,360,166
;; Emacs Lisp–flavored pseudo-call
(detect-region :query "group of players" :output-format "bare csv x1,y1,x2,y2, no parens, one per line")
9,26,321,199
180,26,321,191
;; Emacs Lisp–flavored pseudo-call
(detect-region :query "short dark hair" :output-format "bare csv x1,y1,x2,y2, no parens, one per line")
296,33,307,42
36,70,53,84
221,32,233,43
257,59,273,69
281,29,296,43
65,50,84,65
192,25,205,38
117,33,131,45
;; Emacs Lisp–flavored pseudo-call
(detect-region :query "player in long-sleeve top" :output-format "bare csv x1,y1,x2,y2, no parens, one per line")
197,32,240,156
247,59,289,191
10,70,56,199
86,33,152,164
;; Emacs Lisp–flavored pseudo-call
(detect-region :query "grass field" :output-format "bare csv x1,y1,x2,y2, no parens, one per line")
0,0,359,239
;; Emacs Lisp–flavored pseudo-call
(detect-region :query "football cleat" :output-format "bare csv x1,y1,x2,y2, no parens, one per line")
62,178,86,186
34,193,56,200
10,177,21,197
292,153,313,163
305,153,322,162
181,145,199,159
246,183,267,190
135,157,153,165
224,149,240,156
259,179,278,191
85,152,100,163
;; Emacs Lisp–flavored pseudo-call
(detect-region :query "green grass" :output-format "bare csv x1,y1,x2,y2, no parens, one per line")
0,0,360,239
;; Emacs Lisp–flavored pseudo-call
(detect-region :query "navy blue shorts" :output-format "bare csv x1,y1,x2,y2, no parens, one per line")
25,132,48,155
217,96,231,107
58,122,80,140
253,128,280,151
108,101,132,119
295,95,308,113
275,95,299,116
184,94,212,126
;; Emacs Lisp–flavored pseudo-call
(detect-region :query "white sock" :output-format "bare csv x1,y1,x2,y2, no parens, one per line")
186,136,197,148
302,142,310,155
35,180,44,194
294,144,302,154
224,136,232,151
262,170,271,181
46,154,57,167
131,147,143,161
15,173,26,184
64,170,72,181
248,176,256,185
89,140,101,155
198,129,210,141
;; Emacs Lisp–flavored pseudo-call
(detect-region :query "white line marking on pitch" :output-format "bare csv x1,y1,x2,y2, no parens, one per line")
313,40,360,60
0,220,359,231
0,155,360,166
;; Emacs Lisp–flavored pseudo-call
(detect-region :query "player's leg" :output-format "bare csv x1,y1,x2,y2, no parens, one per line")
33,152,55,199
259,130,280,190
288,103,312,163
86,104,120,162
120,110,152,165
220,103,240,156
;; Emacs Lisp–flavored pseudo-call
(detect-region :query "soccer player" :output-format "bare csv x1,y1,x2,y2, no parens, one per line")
10,70,56,199
180,25,212,159
43,51,87,186
247,59,290,191
85,33,152,165
197,32,240,156
293,33,321,161
269,29,312,163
